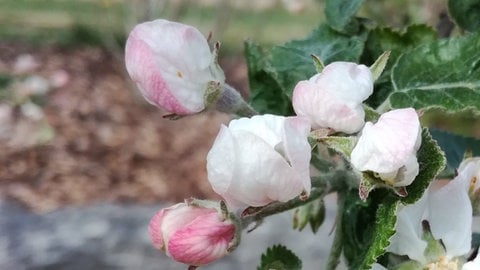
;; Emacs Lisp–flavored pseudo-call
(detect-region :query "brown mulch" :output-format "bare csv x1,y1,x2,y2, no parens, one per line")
0,43,248,213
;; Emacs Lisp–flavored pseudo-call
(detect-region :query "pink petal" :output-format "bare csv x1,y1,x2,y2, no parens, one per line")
167,212,234,266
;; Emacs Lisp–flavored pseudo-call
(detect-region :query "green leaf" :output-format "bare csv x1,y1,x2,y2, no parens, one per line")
342,189,398,270
325,0,363,34
429,128,480,171
361,25,438,108
244,24,368,114
257,245,302,270
245,41,292,115
448,0,480,32
389,32,480,113
401,128,446,204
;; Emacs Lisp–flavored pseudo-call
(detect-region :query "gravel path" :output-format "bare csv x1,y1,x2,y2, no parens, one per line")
0,195,341,270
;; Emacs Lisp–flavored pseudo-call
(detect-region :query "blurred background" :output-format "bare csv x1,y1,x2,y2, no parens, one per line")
0,0,478,269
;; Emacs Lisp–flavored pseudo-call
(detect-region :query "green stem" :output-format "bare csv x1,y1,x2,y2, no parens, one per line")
233,99,258,117
240,184,329,229
325,191,346,270
240,170,359,229
216,84,258,117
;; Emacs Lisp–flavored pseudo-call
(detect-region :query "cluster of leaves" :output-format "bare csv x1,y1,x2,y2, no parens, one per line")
249,0,480,269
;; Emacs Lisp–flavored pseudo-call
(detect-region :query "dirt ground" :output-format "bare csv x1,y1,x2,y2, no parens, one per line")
0,43,248,213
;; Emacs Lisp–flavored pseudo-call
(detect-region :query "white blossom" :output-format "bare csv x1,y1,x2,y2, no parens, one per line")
206,114,311,210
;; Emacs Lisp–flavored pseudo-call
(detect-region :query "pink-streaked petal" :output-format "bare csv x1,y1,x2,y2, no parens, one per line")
292,80,365,133
148,208,168,250
125,28,192,114
168,212,234,266
156,204,216,252
125,19,217,114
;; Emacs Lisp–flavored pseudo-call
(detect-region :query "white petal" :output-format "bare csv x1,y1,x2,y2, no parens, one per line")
462,252,480,270
428,177,472,258
387,193,429,264
314,61,373,102
228,114,283,148
283,116,312,193
292,80,365,133
206,125,236,197
227,130,305,207
392,154,420,187
351,108,420,174
458,157,480,191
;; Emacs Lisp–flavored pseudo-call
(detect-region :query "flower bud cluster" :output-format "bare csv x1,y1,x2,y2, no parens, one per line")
125,19,426,269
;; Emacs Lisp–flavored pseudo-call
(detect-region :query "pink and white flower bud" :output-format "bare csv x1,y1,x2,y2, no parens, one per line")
148,202,235,267
350,108,421,187
125,19,224,115
206,114,311,210
292,62,373,134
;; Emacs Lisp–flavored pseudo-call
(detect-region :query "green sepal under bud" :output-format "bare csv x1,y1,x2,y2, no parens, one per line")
311,54,325,73
421,220,447,263
292,198,326,233
316,135,357,158
210,41,226,83
369,51,391,82
203,81,222,108
390,260,423,270
358,171,409,201
363,104,380,122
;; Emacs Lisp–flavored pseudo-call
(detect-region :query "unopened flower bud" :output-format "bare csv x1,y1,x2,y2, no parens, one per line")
351,108,421,187
292,62,373,134
148,201,236,267
207,114,311,210
125,19,225,115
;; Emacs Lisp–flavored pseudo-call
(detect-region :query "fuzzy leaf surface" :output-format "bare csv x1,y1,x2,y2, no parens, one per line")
389,33,480,113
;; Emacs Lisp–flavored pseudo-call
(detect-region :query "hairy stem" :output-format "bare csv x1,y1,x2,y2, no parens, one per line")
240,184,329,229
325,191,346,270
215,84,258,117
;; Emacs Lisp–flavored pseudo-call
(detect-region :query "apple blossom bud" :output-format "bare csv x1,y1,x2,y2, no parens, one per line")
125,19,224,115
351,108,421,187
206,114,311,210
292,62,373,134
148,201,236,267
